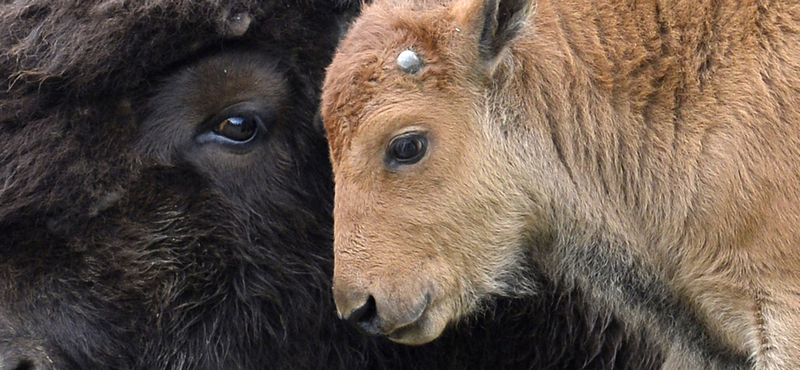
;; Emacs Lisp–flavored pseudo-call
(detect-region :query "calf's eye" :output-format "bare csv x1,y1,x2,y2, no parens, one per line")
214,115,258,142
387,133,427,165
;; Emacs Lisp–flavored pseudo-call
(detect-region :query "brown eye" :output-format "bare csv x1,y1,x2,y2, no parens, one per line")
213,116,258,142
196,110,266,146
195,102,274,150
386,133,427,166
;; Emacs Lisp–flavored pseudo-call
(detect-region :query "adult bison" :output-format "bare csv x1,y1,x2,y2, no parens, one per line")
323,0,800,368
0,0,661,369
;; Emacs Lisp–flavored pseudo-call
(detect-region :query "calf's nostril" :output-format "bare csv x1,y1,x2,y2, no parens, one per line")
346,295,381,336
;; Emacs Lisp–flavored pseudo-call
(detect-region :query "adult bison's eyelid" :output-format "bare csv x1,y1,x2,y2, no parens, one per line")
213,114,260,142
385,133,428,167
196,113,261,145
195,109,271,148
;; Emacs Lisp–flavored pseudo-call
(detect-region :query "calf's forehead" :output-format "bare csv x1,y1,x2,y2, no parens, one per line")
322,0,475,164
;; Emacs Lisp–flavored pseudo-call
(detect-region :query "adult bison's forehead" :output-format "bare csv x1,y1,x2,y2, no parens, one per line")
0,0,354,100
321,0,475,163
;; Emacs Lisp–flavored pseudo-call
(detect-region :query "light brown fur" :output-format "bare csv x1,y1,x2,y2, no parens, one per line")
322,0,800,368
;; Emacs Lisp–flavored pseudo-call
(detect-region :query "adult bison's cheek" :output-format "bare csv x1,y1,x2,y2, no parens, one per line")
331,249,455,345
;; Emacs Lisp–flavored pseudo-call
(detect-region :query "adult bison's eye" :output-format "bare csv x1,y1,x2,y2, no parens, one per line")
213,115,258,142
386,133,427,166
196,107,270,148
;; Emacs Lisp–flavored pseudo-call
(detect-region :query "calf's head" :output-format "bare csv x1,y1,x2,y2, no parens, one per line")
323,0,552,344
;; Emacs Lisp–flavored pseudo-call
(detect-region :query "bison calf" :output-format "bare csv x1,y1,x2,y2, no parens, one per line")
322,0,800,368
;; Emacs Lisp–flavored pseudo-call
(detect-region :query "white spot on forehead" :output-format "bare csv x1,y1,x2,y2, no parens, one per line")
396,49,423,74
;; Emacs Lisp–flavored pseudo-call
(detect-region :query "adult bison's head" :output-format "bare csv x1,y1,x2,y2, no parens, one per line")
323,0,558,345
0,0,356,368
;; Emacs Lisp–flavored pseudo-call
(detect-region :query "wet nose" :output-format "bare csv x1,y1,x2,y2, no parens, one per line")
334,283,432,340
342,295,382,335
334,286,383,335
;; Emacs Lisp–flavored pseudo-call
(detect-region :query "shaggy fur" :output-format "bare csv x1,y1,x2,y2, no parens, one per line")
0,0,662,369
323,0,800,369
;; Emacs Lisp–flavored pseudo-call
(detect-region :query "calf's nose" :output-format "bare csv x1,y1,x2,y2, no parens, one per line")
343,295,382,336
333,286,381,335
333,282,431,339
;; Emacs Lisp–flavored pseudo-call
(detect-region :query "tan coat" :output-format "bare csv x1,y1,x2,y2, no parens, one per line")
322,0,800,368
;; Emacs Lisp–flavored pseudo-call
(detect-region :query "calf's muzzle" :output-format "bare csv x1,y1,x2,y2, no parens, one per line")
333,279,432,343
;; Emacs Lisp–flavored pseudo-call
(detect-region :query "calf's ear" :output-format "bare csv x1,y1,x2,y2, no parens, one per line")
469,0,533,62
